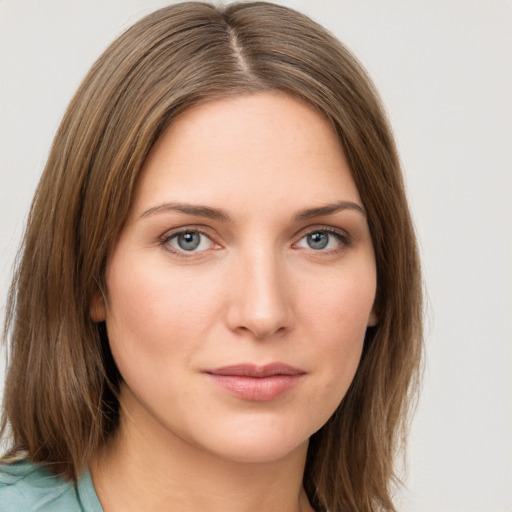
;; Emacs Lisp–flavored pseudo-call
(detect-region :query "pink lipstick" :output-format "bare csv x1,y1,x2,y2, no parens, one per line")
203,363,305,401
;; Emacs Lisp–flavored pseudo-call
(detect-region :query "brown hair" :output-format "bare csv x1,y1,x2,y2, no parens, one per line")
1,2,422,510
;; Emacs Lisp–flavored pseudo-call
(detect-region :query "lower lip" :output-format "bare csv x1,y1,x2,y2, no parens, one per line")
205,374,303,401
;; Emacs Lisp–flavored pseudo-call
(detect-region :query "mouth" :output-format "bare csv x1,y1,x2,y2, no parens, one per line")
203,363,305,402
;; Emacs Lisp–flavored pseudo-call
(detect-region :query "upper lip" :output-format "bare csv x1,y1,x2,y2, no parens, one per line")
204,363,305,378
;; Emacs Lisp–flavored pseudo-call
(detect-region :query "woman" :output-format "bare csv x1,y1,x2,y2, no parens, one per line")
0,2,422,511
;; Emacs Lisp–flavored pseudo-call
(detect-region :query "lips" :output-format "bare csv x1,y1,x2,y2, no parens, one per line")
203,363,305,401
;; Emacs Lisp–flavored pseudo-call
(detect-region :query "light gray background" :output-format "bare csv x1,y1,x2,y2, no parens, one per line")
1,1,511,510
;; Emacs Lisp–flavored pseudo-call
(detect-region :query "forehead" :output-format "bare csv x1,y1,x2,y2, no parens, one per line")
131,92,361,217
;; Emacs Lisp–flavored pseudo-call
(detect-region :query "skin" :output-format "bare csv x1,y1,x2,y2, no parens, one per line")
90,91,377,512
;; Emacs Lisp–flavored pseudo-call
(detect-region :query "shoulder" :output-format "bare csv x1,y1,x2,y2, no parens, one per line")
0,460,83,512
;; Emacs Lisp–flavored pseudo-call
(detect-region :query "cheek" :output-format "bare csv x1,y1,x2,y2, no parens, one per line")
104,255,222,372
300,263,376,338
299,268,375,398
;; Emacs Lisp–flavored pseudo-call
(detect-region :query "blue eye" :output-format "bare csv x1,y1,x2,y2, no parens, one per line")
166,231,212,252
296,230,346,251
307,232,329,250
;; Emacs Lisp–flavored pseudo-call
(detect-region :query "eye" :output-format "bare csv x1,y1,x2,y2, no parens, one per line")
164,230,215,253
295,229,348,251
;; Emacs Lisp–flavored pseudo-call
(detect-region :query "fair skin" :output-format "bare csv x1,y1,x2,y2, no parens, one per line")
91,92,377,512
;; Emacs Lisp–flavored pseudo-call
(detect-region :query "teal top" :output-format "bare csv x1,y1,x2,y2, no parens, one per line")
0,460,103,511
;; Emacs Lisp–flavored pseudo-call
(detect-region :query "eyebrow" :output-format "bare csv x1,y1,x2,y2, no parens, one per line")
140,202,230,221
139,200,365,222
292,201,366,221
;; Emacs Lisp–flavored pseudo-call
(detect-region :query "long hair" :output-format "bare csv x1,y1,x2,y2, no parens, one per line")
1,3,422,510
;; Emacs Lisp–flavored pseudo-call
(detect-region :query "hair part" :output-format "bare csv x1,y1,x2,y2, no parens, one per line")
1,3,422,511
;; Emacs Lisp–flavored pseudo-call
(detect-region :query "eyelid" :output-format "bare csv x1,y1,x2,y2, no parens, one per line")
292,224,352,251
159,225,221,257
294,224,351,242
157,223,351,258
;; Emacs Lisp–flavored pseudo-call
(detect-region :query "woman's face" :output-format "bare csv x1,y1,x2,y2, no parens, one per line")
95,92,377,464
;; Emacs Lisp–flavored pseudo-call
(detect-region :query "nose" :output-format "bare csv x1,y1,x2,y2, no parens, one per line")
225,249,294,339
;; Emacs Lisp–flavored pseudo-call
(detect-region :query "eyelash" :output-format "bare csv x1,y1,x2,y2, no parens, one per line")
293,225,351,254
158,225,351,258
159,227,218,258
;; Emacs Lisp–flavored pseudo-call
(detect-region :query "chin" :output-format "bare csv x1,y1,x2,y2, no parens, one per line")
180,412,324,465
203,434,310,465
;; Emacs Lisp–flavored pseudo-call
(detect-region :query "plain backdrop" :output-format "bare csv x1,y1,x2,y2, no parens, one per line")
1,1,511,510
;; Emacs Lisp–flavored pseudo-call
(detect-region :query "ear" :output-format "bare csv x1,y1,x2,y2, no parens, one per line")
90,293,107,322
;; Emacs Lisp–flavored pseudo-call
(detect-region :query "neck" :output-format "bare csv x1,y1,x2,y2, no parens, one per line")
90,394,313,512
